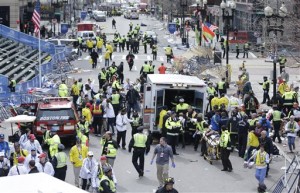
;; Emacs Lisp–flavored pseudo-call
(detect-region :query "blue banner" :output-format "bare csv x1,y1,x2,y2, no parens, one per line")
0,24,56,55
61,23,69,34
168,23,177,34
81,11,88,20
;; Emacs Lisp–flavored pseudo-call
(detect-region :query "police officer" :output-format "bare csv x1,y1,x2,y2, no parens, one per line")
164,45,173,63
140,61,150,78
143,37,148,54
149,61,155,74
217,78,226,96
279,54,287,74
52,144,67,181
176,98,189,114
8,77,16,92
236,43,240,58
101,131,118,167
58,79,68,97
129,22,133,31
111,89,121,116
220,125,233,172
45,126,61,159
269,105,284,143
113,36,119,52
128,126,150,177
130,111,143,136
77,116,90,139
194,116,208,155
98,68,107,89
77,36,83,56
185,106,197,145
165,112,182,155
261,76,270,104
243,42,249,58
99,166,116,193
206,82,217,111
282,88,297,115
152,43,158,60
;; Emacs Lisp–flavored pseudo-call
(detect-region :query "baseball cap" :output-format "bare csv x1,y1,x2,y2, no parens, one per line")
0,134,4,139
29,134,36,140
88,151,94,156
100,156,107,161
18,156,25,163
38,153,47,158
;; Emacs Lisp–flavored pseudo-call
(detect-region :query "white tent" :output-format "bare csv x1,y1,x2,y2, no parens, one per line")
0,173,88,193
4,115,36,123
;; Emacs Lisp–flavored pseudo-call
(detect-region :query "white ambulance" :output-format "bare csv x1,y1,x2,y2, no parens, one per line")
143,74,207,133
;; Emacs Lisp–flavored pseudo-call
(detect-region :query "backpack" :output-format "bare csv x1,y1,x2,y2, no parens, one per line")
248,97,256,110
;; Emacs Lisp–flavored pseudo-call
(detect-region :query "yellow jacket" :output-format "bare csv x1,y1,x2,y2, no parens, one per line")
104,50,111,60
71,84,80,96
219,97,229,108
106,44,113,53
69,144,88,167
97,39,104,48
82,107,92,123
211,97,220,108
86,40,94,48
278,83,289,95
247,131,259,147
158,109,167,129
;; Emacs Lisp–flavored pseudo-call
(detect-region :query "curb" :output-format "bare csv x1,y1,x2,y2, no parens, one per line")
274,142,292,163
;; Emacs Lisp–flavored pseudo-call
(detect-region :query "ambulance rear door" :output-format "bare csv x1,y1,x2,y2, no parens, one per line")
154,89,164,132
143,84,153,129
193,90,205,114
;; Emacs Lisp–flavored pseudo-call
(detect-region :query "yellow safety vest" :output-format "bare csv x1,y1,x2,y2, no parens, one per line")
165,117,182,136
71,84,80,96
11,80,16,87
165,47,172,55
56,152,67,168
262,81,269,90
196,121,207,134
111,94,120,104
220,130,230,148
93,104,102,114
249,118,258,126
101,139,117,158
132,117,141,127
283,91,294,105
100,71,107,80
207,87,216,96
176,103,189,112
99,175,116,192
58,83,68,97
48,134,61,157
218,81,225,89
97,39,103,48
77,121,89,134
143,64,150,72
149,65,154,72
78,37,82,44
133,133,147,148
86,40,94,48
272,110,281,121
255,151,267,167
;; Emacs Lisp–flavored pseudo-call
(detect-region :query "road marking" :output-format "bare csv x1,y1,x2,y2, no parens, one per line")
112,55,115,60
249,52,257,58
159,56,164,62
122,55,126,60
147,55,151,61
99,56,103,62
84,56,90,60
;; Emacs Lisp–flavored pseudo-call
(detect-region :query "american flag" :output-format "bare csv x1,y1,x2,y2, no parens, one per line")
205,22,218,32
32,0,40,34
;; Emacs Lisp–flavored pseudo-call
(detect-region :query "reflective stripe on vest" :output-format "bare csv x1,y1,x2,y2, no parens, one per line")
93,104,102,114
99,175,116,192
133,133,147,148
283,92,294,105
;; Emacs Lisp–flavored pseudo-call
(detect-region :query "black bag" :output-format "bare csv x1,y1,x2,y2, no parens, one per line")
272,144,280,155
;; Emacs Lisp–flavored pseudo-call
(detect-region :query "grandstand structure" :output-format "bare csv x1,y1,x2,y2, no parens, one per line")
0,36,51,83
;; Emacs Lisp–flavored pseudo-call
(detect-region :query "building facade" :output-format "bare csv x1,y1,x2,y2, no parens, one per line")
0,0,20,28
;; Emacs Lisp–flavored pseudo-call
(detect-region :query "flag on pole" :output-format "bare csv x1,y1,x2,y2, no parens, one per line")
202,24,215,41
32,0,40,35
205,22,218,32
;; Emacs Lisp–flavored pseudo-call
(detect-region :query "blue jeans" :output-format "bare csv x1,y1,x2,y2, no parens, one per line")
288,136,296,151
255,167,267,185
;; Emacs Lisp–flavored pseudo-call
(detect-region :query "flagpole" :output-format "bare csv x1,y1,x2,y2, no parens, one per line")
38,30,41,88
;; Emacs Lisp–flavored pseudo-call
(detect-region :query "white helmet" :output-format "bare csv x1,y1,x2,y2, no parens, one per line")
179,98,184,102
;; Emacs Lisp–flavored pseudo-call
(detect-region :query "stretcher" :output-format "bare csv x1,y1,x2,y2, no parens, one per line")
202,130,221,164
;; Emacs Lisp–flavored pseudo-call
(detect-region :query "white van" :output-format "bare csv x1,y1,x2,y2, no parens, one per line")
143,74,207,133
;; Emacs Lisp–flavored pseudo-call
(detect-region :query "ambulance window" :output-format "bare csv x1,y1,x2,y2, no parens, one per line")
146,86,151,91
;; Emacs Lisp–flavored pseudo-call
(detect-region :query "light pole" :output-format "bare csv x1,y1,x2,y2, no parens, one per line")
63,0,68,23
180,0,187,46
264,2,287,98
195,0,207,46
220,0,236,87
